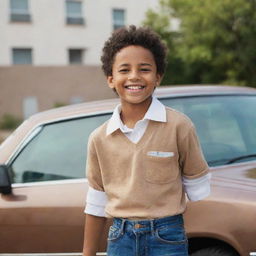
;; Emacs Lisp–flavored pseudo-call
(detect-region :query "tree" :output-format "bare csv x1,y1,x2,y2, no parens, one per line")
144,0,256,87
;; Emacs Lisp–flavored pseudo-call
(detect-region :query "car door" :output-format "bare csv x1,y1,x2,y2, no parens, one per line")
0,113,110,253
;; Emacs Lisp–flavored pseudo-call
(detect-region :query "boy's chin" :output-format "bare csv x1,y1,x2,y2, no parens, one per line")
121,96,153,105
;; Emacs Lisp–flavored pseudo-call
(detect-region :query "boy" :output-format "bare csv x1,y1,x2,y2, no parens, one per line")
83,25,211,256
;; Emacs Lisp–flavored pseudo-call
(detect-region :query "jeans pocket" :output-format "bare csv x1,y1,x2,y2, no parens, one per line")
155,225,187,244
107,225,123,241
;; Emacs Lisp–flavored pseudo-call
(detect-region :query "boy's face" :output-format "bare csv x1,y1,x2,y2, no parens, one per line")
107,45,161,107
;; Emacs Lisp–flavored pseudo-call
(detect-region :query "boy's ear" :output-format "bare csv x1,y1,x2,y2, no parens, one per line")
156,74,163,87
107,76,115,89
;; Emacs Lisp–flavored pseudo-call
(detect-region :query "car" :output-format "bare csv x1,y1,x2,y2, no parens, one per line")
0,85,256,256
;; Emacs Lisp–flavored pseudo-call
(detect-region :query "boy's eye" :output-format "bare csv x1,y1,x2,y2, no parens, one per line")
119,69,129,73
141,68,151,72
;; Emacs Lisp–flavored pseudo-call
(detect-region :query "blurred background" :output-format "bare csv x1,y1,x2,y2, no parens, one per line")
0,0,256,143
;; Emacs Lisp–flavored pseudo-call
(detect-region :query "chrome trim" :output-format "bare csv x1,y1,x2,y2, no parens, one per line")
156,92,256,100
11,178,87,188
6,126,42,165
34,109,113,126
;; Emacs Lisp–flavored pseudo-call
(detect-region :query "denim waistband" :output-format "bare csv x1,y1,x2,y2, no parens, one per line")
113,214,184,233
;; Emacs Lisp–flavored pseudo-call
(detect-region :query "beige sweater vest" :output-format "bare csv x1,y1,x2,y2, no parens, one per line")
86,107,209,219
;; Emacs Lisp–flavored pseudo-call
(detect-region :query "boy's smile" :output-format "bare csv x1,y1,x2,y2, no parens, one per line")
107,45,161,107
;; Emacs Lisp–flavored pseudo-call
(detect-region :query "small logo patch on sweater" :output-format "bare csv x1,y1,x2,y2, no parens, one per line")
147,151,174,158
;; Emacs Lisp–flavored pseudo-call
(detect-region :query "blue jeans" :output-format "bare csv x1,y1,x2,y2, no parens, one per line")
107,214,188,256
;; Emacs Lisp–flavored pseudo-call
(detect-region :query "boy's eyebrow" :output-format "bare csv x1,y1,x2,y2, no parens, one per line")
118,63,130,68
140,63,153,66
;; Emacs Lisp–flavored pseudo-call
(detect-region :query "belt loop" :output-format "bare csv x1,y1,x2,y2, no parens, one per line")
121,218,126,235
150,219,154,234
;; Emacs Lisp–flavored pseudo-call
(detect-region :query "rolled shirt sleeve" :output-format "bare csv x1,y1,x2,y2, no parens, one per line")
85,134,107,217
178,122,211,200
182,173,211,201
84,186,107,217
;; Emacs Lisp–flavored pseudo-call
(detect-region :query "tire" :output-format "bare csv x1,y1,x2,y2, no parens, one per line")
191,246,239,256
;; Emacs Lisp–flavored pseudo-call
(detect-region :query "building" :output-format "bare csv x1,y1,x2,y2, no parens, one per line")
0,0,160,121
0,66,117,119
0,0,159,66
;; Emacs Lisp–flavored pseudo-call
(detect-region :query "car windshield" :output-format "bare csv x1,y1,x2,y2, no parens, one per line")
161,95,256,167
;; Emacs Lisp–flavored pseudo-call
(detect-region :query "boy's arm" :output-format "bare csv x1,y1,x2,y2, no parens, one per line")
84,134,110,255
178,123,211,200
83,214,107,256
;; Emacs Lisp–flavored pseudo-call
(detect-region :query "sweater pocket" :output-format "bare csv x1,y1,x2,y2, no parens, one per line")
144,152,178,184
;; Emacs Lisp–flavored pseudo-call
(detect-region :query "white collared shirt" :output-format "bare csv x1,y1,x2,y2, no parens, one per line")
106,96,166,143
85,97,211,217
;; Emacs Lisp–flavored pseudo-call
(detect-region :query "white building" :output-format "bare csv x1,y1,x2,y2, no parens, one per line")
0,0,160,66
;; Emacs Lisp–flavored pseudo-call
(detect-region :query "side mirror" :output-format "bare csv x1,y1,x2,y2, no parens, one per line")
0,165,12,195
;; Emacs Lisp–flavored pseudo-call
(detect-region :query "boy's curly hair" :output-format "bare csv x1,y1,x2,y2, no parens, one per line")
101,25,168,77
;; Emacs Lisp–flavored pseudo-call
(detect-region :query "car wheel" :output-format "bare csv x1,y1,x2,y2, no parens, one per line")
191,246,239,256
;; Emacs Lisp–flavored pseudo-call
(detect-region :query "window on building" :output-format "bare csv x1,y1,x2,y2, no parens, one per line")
66,0,84,25
70,96,83,104
10,0,31,22
12,48,32,65
23,96,38,119
68,49,84,64
112,9,125,30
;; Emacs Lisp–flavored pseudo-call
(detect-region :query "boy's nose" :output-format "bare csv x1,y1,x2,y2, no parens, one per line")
128,71,140,81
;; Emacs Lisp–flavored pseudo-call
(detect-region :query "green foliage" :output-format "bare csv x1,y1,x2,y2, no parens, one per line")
0,114,22,130
144,0,256,87
144,8,186,85
53,102,67,108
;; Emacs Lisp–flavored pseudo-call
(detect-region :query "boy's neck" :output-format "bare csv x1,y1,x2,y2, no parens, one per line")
120,98,152,128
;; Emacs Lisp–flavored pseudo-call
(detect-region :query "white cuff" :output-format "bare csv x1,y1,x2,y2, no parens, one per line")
86,186,107,206
84,203,106,217
84,186,107,217
182,173,211,201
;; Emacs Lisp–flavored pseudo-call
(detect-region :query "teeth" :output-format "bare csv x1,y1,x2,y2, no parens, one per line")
126,86,144,90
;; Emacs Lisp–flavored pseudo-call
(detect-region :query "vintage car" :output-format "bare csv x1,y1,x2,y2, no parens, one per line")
0,85,256,256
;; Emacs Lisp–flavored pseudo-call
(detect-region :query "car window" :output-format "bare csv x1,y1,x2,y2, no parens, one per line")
10,114,110,183
160,95,256,166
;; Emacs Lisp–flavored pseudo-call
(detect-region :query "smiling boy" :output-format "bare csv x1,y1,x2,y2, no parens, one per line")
107,44,161,128
83,26,211,256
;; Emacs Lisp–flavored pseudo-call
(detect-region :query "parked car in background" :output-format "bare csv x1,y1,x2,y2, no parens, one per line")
0,85,256,256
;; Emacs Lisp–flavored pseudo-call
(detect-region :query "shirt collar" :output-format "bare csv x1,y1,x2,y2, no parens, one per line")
106,97,166,135
144,96,166,122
